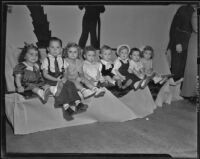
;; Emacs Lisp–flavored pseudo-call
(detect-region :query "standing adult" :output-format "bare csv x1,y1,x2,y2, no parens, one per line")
181,9,198,99
166,5,194,82
78,5,105,49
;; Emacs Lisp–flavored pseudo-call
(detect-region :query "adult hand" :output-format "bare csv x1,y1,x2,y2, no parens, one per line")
166,49,171,68
176,44,182,53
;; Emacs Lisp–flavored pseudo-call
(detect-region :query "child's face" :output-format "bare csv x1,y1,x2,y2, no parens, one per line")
130,51,140,62
101,49,112,62
119,48,129,60
25,48,38,64
143,50,152,60
67,47,79,60
48,40,62,57
85,51,96,63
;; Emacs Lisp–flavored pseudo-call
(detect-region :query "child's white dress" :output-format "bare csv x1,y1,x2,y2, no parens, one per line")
82,60,104,85
129,60,144,79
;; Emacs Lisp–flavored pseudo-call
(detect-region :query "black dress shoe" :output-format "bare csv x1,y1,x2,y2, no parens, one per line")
63,107,74,121
77,103,88,111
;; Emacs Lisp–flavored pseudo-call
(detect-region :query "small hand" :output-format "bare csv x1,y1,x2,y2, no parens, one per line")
57,76,63,81
121,76,126,81
99,77,105,83
17,86,24,93
61,77,67,83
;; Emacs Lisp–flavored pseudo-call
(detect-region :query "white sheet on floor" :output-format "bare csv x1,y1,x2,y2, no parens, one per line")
5,87,157,134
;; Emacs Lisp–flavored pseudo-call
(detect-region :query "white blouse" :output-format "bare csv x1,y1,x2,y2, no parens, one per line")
41,54,68,72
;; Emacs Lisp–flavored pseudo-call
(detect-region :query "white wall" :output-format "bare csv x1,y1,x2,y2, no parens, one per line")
6,5,181,49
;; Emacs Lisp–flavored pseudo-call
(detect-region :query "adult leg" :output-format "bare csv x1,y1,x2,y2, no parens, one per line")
89,19,98,49
171,47,187,81
78,16,90,49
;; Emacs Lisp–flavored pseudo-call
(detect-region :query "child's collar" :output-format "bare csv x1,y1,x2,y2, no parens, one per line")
22,61,39,70
85,60,96,65
101,59,111,64
118,57,129,62
48,54,62,58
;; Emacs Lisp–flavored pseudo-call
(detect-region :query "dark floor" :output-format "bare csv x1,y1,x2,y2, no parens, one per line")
5,99,197,158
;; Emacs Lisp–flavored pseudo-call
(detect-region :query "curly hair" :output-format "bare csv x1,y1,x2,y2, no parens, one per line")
141,45,154,59
82,45,96,60
63,42,82,59
129,47,142,58
18,43,40,63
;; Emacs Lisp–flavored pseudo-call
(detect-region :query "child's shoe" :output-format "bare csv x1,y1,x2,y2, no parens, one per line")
97,82,108,88
55,81,64,97
36,89,46,104
161,74,174,79
63,104,74,121
81,88,95,99
107,82,115,88
93,87,106,98
140,75,152,89
159,77,168,85
134,79,144,90
76,103,88,113
122,79,132,90
43,87,52,103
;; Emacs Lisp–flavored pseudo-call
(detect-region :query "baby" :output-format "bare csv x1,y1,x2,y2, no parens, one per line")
82,46,106,96
99,45,121,87
63,42,105,98
113,44,149,90
141,45,173,85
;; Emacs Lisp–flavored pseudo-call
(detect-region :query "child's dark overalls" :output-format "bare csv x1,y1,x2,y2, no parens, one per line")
46,56,65,86
45,56,81,106
101,62,115,78
118,60,140,85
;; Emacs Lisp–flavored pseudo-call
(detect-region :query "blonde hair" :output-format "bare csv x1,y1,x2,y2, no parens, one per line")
63,42,82,59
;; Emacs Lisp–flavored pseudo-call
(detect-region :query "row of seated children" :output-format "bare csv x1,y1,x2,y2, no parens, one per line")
63,43,149,97
13,38,105,121
13,37,172,121
129,46,173,85
98,44,173,94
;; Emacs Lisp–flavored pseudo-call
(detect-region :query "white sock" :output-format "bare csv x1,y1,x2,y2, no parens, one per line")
63,103,69,110
110,80,116,85
154,76,162,84
75,100,80,106
50,86,57,96
71,106,76,111
134,81,140,88
37,89,44,99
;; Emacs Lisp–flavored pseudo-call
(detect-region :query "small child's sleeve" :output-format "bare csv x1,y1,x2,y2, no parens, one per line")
128,60,134,71
98,63,104,81
63,59,69,70
112,59,121,75
41,58,48,71
98,62,103,72
13,63,26,76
